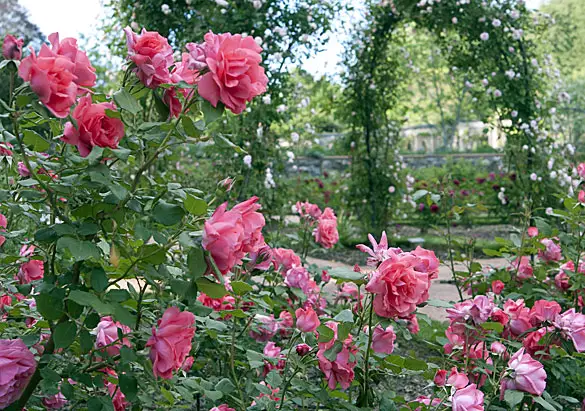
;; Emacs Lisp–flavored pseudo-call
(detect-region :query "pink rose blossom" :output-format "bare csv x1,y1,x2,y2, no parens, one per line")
316,322,358,390
47,33,96,89
578,163,585,178
490,341,507,355
197,31,268,114
248,243,273,271
295,306,320,333
285,266,311,290
491,280,505,294
510,256,533,279
554,309,585,352
407,314,420,334
0,339,37,409
366,252,431,318
62,95,125,157
500,348,546,396
527,226,538,237
503,299,531,336
447,295,495,329
579,190,585,204
313,207,339,249
17,260,44,284
529,300,561,326
103,369,129,411
434,369,447,386
296,201,322,219
452,384,484,411
164,52,200,118
197,293,235,312
522,327,553,357
146,307,196,379
371,324,396,354
94,316,132,356
411,246,440,279
272,248,301,272
124,28,174,88
447,367,470,389
356,231,394,266
231,196,265,253
210,405,236,411
249,314,279,342
279,310,293,329
3,34,23,60
538,238,562,262
296,343,311,356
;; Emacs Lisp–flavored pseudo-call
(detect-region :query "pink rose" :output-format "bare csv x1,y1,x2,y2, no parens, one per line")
500,348,546,396
124,28,174,88
527,226,538,237
490,341,507,355
316,322,358,390
313,207,339,249
491,280,505,295
263,341,281,358
210,405,236,411
522,327,553,357
202,202,245,274
510,256,533,279
17,260,44,284
62,95,125,157
248,243,273,271
18,47,78,117
249,314,279,342
538,238,562,262
94,316,132,356
356,231,393,267
579,190,585,204
42,391,68,409
371,324,396,354
296,201,322,219
272,248,301,272
554,309,585,352
0,294,12,311
146,307,196,379
295,306,320,333
407,314,420,334
366,253,430,318
411,246,440,279
578,163,585,179
447,367,470,389
296,343,311,356
17,162,30,177
197,31,268,114
285,266,311,290
434,369,447,386
47,33,96,90
231,196,265,254
529,300,561,326
197,293,235,312
278,310,293,329
447,295,495,329
0,339,37,409
181,356,194,372
164,52,200,118
0,142,13,157
3,34,23,60
503,299,531,336
452,384,484,411
104,369,129,411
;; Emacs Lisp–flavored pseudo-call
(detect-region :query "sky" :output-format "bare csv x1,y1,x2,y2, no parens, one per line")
20,0,547,77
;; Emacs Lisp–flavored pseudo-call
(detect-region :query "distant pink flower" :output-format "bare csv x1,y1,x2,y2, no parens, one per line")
94,316,132,356
210,405,235,411
197,31,268,114
103,369,129,411
3,34,23,60
197,293,235,312
510,256,533,279
284,266,311,290
296,201,322,219
447,295,495,329
490,341,507,355
522,327,553,357
316,322,357,389
313,207,339,249
447,367,470,389
538,238,562,262
371,324,396,354
17,260,44,284
279,310,293,328
577,163,585,179
17,162,30,177
0,339,37,409
146,307,195,379
296,343,311,356
491,280,505,294
124,28,174,88
500,348,546,396
579,190,585,204
407,314,420,334
0,294,12,311
527,227,538,237
434,369,447,386
452,384,484,411
272,248,301,272
249,314,279,342
503,299,532,336
295,306,320,333
248,243,273,271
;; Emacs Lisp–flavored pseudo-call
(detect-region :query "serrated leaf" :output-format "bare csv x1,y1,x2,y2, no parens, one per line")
201,99,225,124
231,281,253,296
196,278,226,298
113,88,142,115
68,290,113,315
57,237,101,261
504,390,524,409
184,195,207,215
153,201,185,226
187,248,206,280
53,321,77,348
316,325,334,343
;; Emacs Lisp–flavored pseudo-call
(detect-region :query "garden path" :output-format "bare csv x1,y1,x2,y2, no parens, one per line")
306,256,509,321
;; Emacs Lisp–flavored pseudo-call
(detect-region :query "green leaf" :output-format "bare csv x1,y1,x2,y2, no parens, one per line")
35,293,65,321
403,358,427,371
120,346,137,362
333,309,354,323
533,396,557,411
106,289,131,302
57,237,101,261
327,267,364,282
481,322,504,333
231,281,253,296
90,268,109,292
181,116,200,137
68,290,113,315
215,378,235,394
113,303,136,327
119,374,138,401
201,99,225,124
153,201,185,226
23,129,50,152
113,88,142,115
187,248,206,280
196,278,227,298
504,390,524,409
316,325,334,343
184,195,207,215
53,321,77,349
79,329,93,353
213,134,246,154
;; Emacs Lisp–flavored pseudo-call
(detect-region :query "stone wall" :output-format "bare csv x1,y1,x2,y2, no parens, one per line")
286,153,504,176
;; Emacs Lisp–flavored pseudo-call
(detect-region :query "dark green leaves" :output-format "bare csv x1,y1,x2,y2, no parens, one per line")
316,325,334,343
23,129,50,152
231,281,253,296
53,321,77,349
90,268,109,292
196,278,227,299
153,201,185,226
504,390,524,409
113,88,141,115
68,290,113,315
187,248,206,280
119,374,138,401
201,99,225,124
184,195,207,215
35,293,65,321
57,237,101,261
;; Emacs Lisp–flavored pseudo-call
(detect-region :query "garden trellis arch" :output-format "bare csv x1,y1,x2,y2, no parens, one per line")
343,0,568,231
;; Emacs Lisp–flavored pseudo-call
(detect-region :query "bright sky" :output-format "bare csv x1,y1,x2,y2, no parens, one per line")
20,0,547,77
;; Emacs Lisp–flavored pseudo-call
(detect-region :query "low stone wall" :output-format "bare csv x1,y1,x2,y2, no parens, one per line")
287,153,504,176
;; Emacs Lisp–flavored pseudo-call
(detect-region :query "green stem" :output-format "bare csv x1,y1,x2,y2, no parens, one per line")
360,296,375,406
